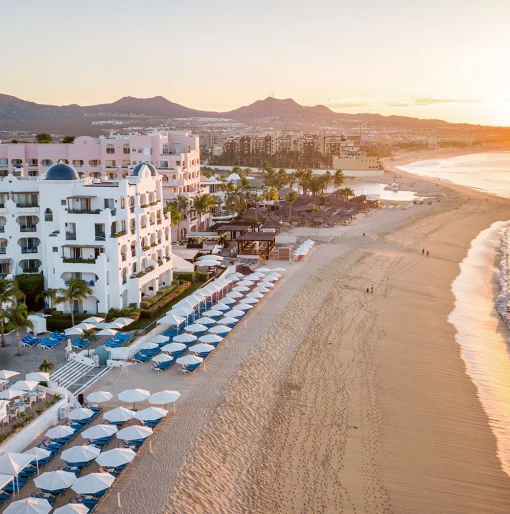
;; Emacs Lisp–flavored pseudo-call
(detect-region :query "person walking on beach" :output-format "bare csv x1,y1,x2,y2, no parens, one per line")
366,287,370,293
426,250,429,256
371,286,374,294
422,247,425,255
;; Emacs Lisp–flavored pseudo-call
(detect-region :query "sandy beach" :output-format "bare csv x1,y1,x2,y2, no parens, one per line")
88,151,510,513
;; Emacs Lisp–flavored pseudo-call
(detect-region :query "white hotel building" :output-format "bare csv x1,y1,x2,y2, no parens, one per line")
0,131,210,241
0,162,173,313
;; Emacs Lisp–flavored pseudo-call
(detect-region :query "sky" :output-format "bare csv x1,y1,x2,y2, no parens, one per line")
4,0,510,126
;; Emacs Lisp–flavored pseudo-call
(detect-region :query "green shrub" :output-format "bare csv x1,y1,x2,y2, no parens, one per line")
140,282,191,318
195,271,209,281
174,272,195,282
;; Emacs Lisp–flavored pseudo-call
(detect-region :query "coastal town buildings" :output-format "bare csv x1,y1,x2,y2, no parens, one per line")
0,162,173,313
0,131,210,241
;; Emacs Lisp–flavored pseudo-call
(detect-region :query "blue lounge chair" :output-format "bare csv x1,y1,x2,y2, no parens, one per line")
132,352,150,363
150,361,172,372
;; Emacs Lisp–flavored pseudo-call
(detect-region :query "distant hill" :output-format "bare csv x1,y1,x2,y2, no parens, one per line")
0,93,502,136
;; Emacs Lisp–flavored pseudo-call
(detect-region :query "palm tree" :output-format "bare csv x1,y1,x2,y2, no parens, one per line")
225,191,247,219
166,203,182,228
81,328,97,345
39,358,55,373
174,195,189,215
36,288,60,310
333,169,345,197
193,194,215,230
0,278,22,347
5,302,33,356
285,190,299,221
340,187,355,201
58,279,93,327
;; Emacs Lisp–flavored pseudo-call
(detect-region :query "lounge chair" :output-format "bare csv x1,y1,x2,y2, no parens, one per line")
132,352,150,363
150,361,172,372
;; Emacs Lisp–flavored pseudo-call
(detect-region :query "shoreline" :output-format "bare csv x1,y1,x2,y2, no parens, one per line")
94,151,510,513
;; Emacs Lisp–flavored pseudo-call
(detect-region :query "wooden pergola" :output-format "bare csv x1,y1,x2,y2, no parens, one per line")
216,224,252,241
236,232,276,259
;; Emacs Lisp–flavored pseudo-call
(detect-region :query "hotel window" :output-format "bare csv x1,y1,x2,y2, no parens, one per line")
72,160,84,167
123,144,130,154
0,159,7,167
106,144,115,154
120,197,125,209
11,159,22,165
89,160,100,167
138,148,142,153
105,160,116,168
29,159,38,166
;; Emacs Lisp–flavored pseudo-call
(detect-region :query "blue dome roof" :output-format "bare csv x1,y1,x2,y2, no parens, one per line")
132,162,157,177
45,162,79,181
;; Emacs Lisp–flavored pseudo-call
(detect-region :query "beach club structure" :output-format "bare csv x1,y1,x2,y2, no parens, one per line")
0,130,209,242
0,161,173,311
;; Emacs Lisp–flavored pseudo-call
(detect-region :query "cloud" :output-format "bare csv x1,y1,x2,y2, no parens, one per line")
310,96,482,110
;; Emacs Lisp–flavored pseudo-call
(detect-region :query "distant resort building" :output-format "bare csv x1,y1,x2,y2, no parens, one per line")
0,161,173,313
0,130,210,241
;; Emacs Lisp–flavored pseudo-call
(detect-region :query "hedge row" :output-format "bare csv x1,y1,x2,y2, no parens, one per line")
173,271,209,283
139,284,178,309
140,282,191,318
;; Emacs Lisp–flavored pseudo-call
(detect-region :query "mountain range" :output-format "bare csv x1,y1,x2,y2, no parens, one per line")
0,93,496,136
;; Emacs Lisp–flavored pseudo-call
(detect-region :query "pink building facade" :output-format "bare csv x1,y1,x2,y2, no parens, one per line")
0,131,210,240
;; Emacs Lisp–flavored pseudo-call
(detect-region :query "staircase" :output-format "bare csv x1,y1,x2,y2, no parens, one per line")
50,359,112,394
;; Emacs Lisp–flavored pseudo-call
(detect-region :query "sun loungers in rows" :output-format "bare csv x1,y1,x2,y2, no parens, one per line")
104,333,132,348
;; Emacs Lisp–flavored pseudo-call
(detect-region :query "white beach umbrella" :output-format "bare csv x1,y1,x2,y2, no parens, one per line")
81,424,118,440
95,448,136,468
112,317,134,327
4,498,52,514
34,470,76,492
68,408,95,421
171,332,198,343
116,425,152,441
0,473,14,490
53,504,90,514
254,286,270,293
217,297,236,305
82,316,104,324
184,323,208,333
86,391,113,404
217,316,238,325
204,283,222,294
171,306,193,318
139,342,159,351
118,389,150,407
46,425,75,439
161,342,188,354
61,445,100,464
237,280,254,287
226,290,243,299
197,254,222,261
71,473,115,495
97,328,118,337
208,325,231,334
25,372,50,383
229,275,240,282
198,334,223,344
103,406,135,424
192,290,209,299
106,322,124,330
74,323,95,331
134,407,168,422
264,276,279,282
232,272,245,279
148,390,181,406
152,353,174,363
233,285,250,293
176,297,200,309
214,296,236,302
151,335,170,345
247,291,264,299
64,327,83,336
13,380,39,391
267,272,282,279
272,267,286,272
157,313,185,326
225,309,244,318
0,370,19,380
0,389,25,400
196,260,220,267
258,281,274,288
195,317,216,325
234,303,253,311
239,297,259,304
246,274,264,281
0,452,34,476
24,447,52,462
188,343,215,354
176,355,203,366
202,309,223,317
256,267,271,273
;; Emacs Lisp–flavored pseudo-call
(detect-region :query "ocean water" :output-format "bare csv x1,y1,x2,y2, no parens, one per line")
400,153,510,476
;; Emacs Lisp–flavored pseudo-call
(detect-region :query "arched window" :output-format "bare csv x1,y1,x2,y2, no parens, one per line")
123,144,130,154
106,144,115,154
45,208,53,222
